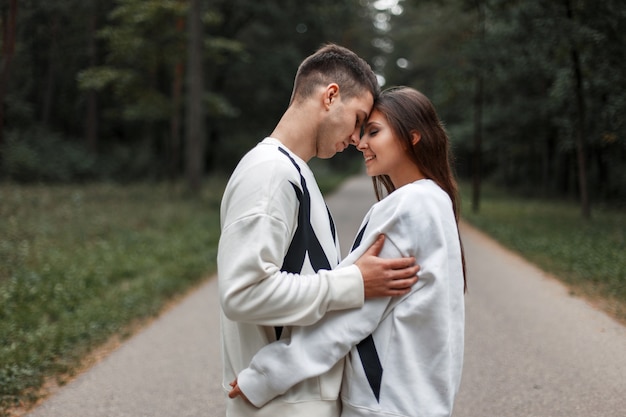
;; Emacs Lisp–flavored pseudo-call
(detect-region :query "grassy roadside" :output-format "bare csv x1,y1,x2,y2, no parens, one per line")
4,172,622,415
0,167,355,415
459,182,626,324
0,179,226,414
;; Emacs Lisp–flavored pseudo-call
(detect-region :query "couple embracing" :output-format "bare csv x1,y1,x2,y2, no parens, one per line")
217,43,466,417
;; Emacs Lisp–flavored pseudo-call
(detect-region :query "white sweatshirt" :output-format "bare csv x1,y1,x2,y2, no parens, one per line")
237,179,465,417
218,137,365,416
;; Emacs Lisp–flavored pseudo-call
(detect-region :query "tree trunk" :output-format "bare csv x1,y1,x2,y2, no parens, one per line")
170,60,184,179
572,48,590,219
42,16,60,126
0,0,18,150
471,0,486,213
86,6,98,153
169,12,185,180
472,75,483,213
185,0,205,193
565,0,591,219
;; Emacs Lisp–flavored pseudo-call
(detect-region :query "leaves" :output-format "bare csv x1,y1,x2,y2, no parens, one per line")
379,0,625,203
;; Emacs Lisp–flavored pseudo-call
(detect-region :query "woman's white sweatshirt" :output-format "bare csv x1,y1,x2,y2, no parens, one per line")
218,138,365,417
236,179,465,417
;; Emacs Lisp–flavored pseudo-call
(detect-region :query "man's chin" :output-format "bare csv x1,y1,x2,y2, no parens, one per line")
318,150,338,159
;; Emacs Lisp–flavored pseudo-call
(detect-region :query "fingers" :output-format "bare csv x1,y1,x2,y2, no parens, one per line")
401,264,420,277
390,276,418,291
385,262,419,293
384,269,419,294
228,384,241,399
228,382,252,404
228,378,240,399
385,256,418,271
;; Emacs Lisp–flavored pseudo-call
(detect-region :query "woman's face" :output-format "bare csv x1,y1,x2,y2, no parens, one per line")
358,109,417,187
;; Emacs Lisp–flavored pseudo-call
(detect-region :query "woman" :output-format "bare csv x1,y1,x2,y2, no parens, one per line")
230,86,466,417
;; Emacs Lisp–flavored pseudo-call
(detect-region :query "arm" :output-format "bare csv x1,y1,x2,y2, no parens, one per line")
218,159,418,327
218,211,364,326
236,296,391,407
235,229,423,407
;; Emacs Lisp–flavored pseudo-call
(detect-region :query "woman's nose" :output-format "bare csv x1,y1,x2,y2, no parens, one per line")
357,137,368,151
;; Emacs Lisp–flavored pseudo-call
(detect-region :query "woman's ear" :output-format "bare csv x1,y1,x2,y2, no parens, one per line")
411,131,422,145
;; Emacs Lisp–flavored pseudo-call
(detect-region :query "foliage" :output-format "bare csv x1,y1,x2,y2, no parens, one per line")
202,0,377,171
2,128,166,183
460,181,626,323
0,179,225,413
1,0,624,193
77,0,186,120
1,0,378,182
2,128,97,182
378,0,626,208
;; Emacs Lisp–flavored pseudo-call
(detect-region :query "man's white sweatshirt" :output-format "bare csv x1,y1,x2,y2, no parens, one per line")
217,138,365,416
237,179,465,417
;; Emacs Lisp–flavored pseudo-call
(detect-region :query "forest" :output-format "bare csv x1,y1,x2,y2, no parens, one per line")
1,0,625,217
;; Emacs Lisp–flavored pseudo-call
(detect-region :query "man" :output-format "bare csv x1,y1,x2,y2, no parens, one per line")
217,44,419,416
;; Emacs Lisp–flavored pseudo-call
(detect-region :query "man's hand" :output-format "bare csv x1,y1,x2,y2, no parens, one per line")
228,379,250,403
355,235,420,298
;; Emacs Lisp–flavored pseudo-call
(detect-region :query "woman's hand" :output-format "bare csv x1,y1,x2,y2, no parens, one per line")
228,379,250,403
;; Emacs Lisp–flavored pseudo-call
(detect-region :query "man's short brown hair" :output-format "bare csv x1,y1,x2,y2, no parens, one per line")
290,44,380,104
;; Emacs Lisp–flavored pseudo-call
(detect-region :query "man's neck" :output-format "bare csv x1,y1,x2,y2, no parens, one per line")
270,105,318,162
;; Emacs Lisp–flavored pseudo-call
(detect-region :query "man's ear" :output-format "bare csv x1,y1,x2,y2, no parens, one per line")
411,131,422,145
324,83,340,109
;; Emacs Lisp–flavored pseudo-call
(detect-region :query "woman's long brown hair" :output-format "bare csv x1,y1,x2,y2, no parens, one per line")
371,86,467,292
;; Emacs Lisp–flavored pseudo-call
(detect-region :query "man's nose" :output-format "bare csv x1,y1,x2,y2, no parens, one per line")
349,128,361,146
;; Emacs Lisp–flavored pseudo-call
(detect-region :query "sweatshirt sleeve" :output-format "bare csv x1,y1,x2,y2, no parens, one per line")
218,158,364,327
237,227,424,407
218,213,363,326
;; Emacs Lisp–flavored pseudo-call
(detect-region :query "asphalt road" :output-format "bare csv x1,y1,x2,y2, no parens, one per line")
24,175,626,417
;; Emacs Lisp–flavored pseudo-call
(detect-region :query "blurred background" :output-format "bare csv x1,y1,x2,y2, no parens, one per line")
1,1,625,414
1,0,624,209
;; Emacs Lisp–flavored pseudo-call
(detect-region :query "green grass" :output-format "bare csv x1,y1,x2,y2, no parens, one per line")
0,166,357,415
0,179,225,414
8,171,620,414
460,182,626,323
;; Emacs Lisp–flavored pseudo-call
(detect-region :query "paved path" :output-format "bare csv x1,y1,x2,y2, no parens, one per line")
25,175,626,416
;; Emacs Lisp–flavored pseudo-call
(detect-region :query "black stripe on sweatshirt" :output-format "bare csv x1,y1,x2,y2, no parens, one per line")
350,221,383,402
275,147,332,339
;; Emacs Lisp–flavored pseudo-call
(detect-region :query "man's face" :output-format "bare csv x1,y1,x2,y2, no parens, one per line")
316,91,374,159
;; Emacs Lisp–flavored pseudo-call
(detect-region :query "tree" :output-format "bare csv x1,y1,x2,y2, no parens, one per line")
3,0,622,197
85,0,99,153
185,0,204,192
203,0,376,171
564,0,590,219
0,0,17,151
470,0,486,213
78,0,189,178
